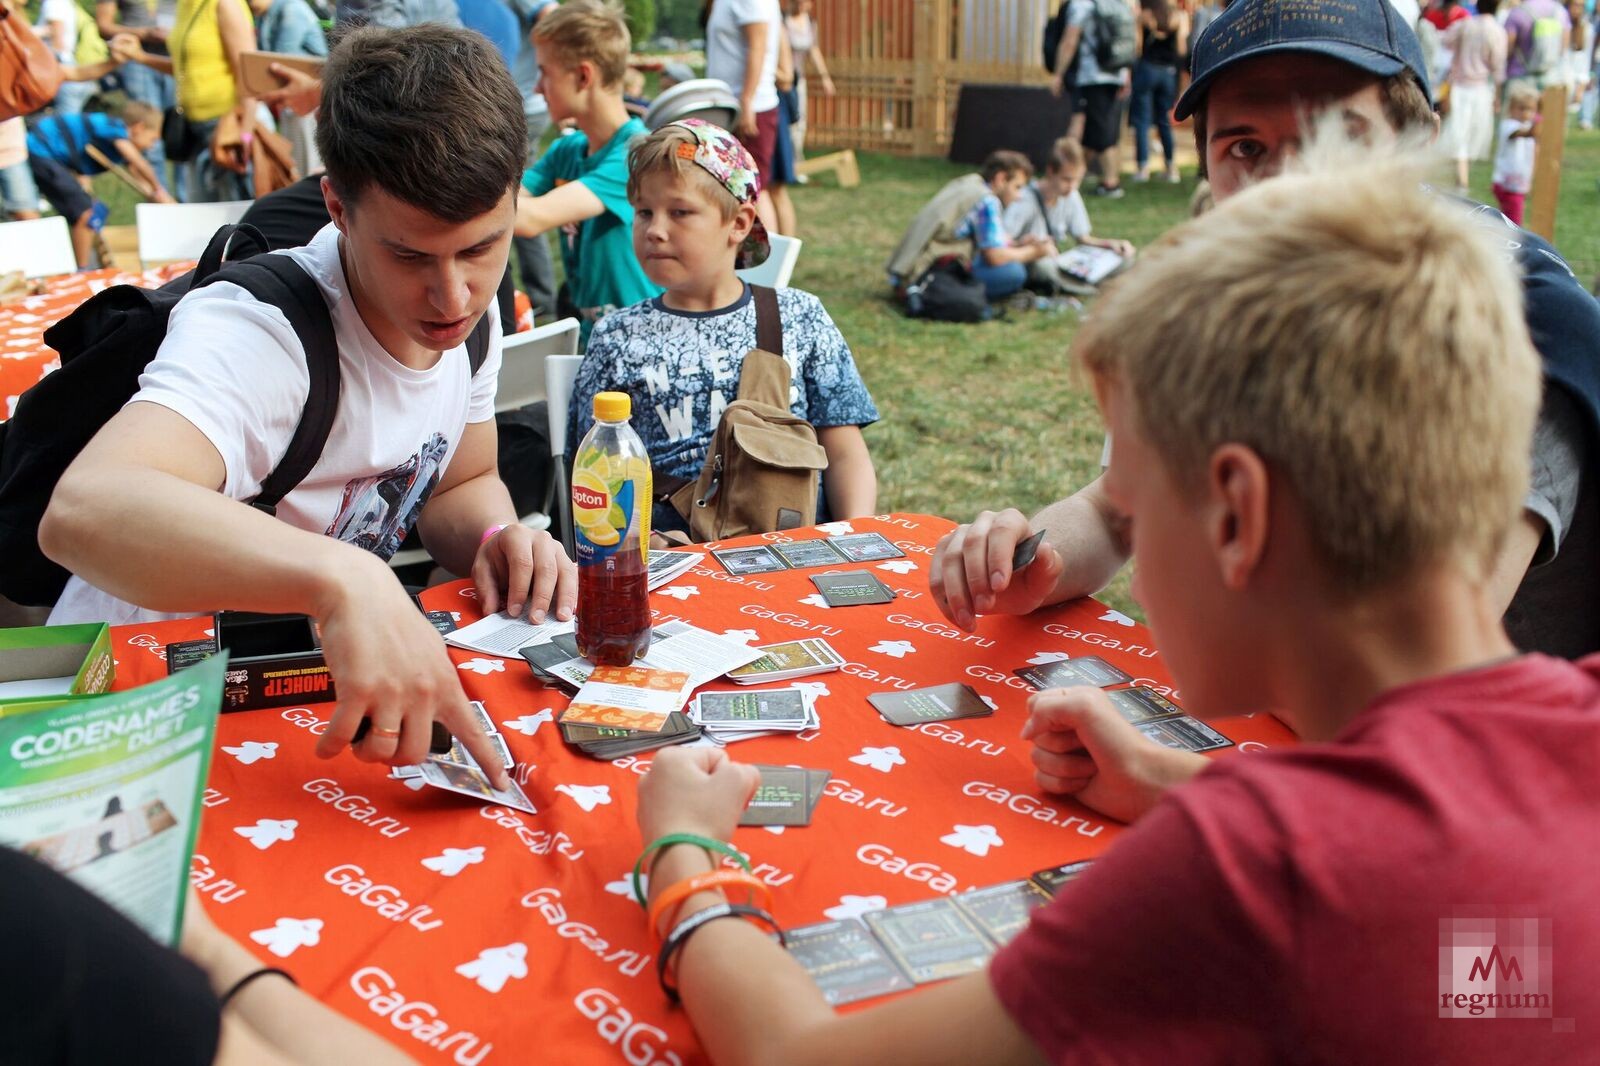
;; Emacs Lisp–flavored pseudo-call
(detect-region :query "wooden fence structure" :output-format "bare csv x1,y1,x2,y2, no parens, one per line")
806,0,1058,156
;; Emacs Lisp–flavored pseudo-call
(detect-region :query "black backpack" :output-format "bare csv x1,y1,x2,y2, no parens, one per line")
905,257,990,323
0,224,490,607
1042,1,1071,71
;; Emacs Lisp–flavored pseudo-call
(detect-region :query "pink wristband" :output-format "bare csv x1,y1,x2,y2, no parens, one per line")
480,523,509,546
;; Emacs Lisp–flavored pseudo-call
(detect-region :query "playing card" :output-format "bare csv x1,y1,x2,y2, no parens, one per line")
740,765,812,826
415,759,537,814
869,683,993,727
711,545,789,575
1011,529,1046,571
1014,655,1133,691
827,532,906,561
804,767,832,815
771,539,849,568
952,880,1051,948
811,570,895,607
862,898,994,983
784,918,915,1006
521,641,577,684
1138,715,1233,753
1105,686,1184,724
549,632,582,660
423,610,457,635
726,639,843,683
1029,860,1094,897
695,688,811,726
560,666,693,733
466,700,495,737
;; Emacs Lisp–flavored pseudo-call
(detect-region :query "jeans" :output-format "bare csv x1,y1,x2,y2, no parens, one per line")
1129,62,1177,169
513,107,558,320
51,79,98,117
970,256,1028,299
183,117,251,204
118,62,177,195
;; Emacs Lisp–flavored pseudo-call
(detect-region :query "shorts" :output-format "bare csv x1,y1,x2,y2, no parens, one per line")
27,155,92,223
738,107,780,189
0,160,39,215
1078,83,1124,152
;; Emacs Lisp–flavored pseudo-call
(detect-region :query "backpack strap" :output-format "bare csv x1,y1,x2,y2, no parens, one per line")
1031,185,1060,242
194,222,271,285
199,253,341,518
465,310,492,376
751,284,783,358
737,287,791,410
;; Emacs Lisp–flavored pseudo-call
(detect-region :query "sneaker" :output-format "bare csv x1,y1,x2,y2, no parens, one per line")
1165,166,1182,184
1091,183,1125,199
1131,169,1150,183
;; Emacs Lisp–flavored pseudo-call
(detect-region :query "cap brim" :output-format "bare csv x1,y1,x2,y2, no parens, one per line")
1173,39,1408,121
736,217,772,271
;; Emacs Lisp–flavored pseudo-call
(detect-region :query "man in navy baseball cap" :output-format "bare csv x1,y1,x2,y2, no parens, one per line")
931,0,1600,666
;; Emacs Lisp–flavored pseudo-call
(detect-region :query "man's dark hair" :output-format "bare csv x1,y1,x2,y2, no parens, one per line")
316,25,526,222
981,149,1034,183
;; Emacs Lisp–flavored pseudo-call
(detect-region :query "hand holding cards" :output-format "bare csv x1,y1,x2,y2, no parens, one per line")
390,701,536,813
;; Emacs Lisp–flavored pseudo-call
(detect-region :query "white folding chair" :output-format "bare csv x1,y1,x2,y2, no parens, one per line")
386,319,582,572
544,354,584,556
135,201,252,264
0,217,76,278
735,232,802,288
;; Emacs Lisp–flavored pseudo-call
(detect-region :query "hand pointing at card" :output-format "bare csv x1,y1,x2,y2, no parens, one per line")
1021,688,1206,823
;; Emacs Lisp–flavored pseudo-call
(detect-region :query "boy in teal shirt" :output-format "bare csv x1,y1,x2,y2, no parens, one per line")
514,0,661,344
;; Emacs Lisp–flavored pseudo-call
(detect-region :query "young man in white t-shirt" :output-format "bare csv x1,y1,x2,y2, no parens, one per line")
1002,136,1137,293
40,25,574,785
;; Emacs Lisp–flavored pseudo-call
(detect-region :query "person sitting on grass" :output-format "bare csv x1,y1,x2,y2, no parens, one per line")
1003,136,1137,296
24,101,174,267
953,149,1058,301
930,0,1600,662
627,133,1600,1064
514,0,663,346
569,119,878,539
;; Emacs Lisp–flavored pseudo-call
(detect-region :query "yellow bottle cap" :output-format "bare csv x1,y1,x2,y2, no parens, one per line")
594,392,631,422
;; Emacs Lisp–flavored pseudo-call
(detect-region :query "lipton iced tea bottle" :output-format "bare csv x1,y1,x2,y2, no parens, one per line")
573,392,653,665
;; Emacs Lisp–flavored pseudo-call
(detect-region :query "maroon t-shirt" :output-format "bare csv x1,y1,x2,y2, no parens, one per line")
990,654,1600,1065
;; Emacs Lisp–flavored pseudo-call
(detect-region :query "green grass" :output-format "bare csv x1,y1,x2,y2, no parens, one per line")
89,127,1600,617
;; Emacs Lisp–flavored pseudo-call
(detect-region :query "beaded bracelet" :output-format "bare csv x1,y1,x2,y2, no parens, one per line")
219,967,296,1011
632,832,750,906
656,902,785,1002
648,869,774,938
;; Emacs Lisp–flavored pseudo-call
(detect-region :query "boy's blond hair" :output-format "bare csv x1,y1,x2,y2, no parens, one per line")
1077,138,1539,591
1506,82,1541,110
121,100,161,129
626,124,741,219
1046,136,1086,174
533,0,630,89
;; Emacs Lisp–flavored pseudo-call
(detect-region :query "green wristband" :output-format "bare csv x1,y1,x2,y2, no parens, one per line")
632,833,750,907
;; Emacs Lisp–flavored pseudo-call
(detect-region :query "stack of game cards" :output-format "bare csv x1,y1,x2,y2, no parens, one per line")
781,860,1093,1006
647,550,702,591
690,687,819,742
725,638,843,684
738,764,831,826
869,682,994,727
390,701,537,814
520,621,763,693
809,570,896,606
560,711,703,759
709,531,907,575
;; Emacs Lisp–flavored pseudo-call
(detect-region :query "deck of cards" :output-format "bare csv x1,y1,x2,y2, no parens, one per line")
560,711,703,759
390,701,537,814
691,687,820,741
725,639,843,684
809,570,896,607
869,683,994,726
647,550,703,590
709,532,907,575
739,764,831,825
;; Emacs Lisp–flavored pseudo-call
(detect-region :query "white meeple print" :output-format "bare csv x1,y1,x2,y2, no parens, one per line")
1098,608,1136,628
457,657,506,676
799,593,831,610
816,521,854,536
250,917,323,958
605,872,646,898
940,823,1004,857
722,629,761,644
825,895,888,921
555,784,613,812
502,709,556,736
222,740,279,765
762,825,786,836
868,639,916,659
456,943,529,993
849,745,906,773
793,680,831,702
234,818,298,850
657,585,700,601
877,559,917,575
421,846,486,877
979,695,998,711
1027,651,1071,666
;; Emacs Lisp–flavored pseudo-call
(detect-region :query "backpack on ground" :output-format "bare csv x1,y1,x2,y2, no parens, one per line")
667,285,829,541
0,223,490,607
1042,1,1071,72
1093,0,1138,72
904,256,989,322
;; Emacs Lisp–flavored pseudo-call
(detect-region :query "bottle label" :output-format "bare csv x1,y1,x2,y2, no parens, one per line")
572,450,652,565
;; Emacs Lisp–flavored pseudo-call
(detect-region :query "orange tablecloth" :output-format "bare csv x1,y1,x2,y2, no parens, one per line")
109,515,1295,1065
0,264,193,418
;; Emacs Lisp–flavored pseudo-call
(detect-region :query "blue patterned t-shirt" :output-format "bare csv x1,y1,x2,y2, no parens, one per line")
570,285,880,483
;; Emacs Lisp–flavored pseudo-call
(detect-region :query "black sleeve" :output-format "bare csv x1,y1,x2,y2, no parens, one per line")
2,847,221,1065
239,175,336,251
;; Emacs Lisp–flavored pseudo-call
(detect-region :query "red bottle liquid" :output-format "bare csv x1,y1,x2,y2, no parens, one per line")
573,392,653,665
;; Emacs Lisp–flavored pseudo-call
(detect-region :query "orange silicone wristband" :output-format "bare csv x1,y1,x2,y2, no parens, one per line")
648,869,774,938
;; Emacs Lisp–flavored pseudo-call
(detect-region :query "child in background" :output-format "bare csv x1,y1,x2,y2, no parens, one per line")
1494,83,1540,223
1003,136,1137,295
957,149,1056,300
570,119,878,535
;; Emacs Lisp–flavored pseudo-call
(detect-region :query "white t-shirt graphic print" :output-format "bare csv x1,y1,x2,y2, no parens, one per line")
49,224,502,626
